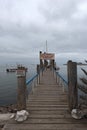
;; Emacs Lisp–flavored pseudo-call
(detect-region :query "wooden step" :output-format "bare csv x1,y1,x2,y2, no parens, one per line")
27,102,68,105
27,107,68,111
3,124,87,130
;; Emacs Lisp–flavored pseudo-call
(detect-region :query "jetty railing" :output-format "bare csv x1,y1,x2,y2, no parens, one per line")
17,65,42,110
26,73,39,95
54,69,68,92
54,61,78,111
56,72,68,86
26,68,43,96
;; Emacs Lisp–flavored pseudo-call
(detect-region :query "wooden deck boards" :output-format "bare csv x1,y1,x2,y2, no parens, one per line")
3,69,87,130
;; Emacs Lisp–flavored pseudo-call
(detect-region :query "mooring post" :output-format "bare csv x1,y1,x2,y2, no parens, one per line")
56,72,57,83
40,51,43,69
37,64,40,84
17,66,26,110
67,60,78,111
50,60,55,75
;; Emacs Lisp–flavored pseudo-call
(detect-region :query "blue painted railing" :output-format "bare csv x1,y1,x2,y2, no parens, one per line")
26,73,38,85
53,67,68,90
26,67,45,86
56,72,68,85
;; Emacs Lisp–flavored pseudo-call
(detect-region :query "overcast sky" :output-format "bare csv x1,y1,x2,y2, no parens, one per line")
0,0,87,65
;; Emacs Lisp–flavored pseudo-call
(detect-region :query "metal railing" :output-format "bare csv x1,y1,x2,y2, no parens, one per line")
26,73,38,85
26,68,43,96
26,73,39,96
54,69,68,92
56,72,68,85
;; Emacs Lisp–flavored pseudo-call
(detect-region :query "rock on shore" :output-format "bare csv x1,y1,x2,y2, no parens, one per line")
0,104,17,129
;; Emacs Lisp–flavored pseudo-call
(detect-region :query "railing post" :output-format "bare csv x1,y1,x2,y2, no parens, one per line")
57,73,60,85
67,60,78,111
32,80,35,94
37,64,40,84
56,72,57,83
17,66,26,110
42,68,44,76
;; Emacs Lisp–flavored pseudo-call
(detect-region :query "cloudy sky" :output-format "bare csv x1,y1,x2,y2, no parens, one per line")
0,0,87,65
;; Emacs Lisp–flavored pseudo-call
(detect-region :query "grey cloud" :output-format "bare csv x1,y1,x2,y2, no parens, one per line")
0,0,87,64
39,0,78,22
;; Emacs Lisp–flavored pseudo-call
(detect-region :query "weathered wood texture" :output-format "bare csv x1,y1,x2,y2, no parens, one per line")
3,69,87,130
17,76,26,110
67,61,78,111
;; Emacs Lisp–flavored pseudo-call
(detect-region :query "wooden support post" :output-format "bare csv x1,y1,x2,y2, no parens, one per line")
32,81,35,94
56,72,57,83
17,66,26,110
42,70,43,76
67,60,78,111
52,60,55,69
37,64,40,84
51,60,55,76
40,51,43,69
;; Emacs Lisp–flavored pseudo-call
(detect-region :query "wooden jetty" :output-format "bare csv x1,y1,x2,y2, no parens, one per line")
3,69,87,130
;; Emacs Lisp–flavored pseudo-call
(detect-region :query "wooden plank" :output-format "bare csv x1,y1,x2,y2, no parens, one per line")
3,124,87,130
27,107,69,111
27,102,68,105
8,118,87,124
28,114,71,119
29,110,68,115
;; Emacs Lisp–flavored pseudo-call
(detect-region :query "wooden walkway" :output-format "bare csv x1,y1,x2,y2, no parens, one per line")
3,69,87,130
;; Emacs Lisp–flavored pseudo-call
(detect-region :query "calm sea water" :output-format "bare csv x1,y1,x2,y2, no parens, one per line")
0,64,86,106
0,64,36,106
